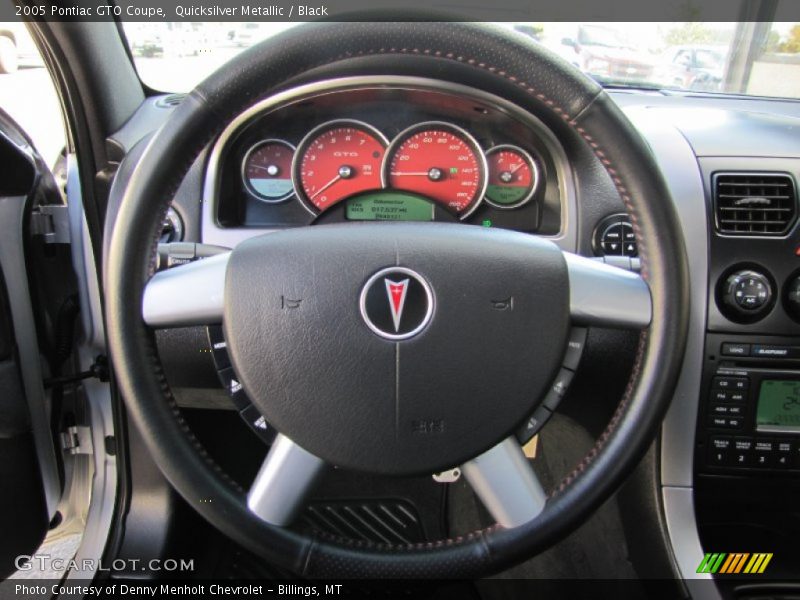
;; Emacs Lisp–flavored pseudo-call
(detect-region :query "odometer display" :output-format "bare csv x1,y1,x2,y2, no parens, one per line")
294,120,388,213
345,191,434,222
384,122,486,218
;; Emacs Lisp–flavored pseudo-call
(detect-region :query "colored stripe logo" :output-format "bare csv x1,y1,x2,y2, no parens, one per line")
696,553,773,574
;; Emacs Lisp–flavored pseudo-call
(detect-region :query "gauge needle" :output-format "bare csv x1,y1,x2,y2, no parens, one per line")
310,174,341,200
390,172,431,176
509,163,524,174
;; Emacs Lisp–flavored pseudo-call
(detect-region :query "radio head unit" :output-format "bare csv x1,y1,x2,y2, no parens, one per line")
699,334,800,475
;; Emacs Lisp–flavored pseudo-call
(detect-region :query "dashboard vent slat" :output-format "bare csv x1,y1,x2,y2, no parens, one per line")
714,173,797,236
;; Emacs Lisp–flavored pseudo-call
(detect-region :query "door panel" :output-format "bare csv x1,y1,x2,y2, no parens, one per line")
0,110,59,576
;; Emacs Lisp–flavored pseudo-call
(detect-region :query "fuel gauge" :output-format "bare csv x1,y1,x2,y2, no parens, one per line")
484,145,539,209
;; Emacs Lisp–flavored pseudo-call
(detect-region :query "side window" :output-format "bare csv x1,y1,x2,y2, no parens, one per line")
0,19,66,168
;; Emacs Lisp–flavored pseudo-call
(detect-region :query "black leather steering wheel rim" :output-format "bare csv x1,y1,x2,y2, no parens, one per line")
106,22,689,578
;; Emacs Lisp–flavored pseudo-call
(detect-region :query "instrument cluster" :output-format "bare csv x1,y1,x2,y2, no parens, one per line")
213,84,564,234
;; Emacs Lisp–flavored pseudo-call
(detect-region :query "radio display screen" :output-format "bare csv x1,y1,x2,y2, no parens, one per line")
756,379,800,433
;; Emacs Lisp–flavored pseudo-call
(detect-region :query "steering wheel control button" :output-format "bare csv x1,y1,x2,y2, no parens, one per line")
217,367,249,410
240,405,277,444
563,328,587,370
360,267,434,341
593,213,637,258
207,325,231,370
542,368,575,412
516,406,551,445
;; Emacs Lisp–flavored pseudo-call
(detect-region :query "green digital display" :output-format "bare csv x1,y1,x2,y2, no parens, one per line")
756,379,800,433
345,192,434,222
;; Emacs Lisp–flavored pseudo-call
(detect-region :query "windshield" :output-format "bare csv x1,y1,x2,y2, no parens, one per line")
123,21,800,99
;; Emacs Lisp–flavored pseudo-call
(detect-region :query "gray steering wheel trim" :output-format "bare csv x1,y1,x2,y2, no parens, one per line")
106,22,689,578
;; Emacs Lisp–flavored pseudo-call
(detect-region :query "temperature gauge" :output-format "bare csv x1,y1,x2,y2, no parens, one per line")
484,145,539,209
242,140,296,203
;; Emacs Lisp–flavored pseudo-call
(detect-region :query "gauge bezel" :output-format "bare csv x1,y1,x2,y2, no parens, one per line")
292,119,390,216
241,139,297,203
483,144,540,210
381,120,488,221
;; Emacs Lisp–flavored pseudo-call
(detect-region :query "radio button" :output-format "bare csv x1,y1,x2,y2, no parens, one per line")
713,377,749,391
732,438,753,466
708,416,743,430
710,404,744,416
710,389,746,403
753,440,774,468
751,345,799,359
708,437,731,467
728,391,747,403
721,343,751,357
711,389,729,402
775,441,792,469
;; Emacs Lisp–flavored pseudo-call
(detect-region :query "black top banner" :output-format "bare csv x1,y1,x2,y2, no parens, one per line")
3,0,800,22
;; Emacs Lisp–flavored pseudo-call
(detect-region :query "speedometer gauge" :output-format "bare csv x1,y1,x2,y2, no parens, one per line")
484,145,539,209
293,120,388,213
242,140,296,203
383,122,487,219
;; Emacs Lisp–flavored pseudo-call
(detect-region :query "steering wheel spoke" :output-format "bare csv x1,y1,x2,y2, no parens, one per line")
461,437,546,528
247,433,327,527
563,251,652,329
142,252,230,327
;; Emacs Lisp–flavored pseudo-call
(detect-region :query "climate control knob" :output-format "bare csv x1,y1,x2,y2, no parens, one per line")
785,275,800,321
720,269,773,321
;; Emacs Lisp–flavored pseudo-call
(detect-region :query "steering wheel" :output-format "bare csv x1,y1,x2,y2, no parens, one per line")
106,22,689,577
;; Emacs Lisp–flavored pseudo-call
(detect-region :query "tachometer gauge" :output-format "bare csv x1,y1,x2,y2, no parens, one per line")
293,120,388,213
242,140,296,203
484,145,539,209
383,122,487,219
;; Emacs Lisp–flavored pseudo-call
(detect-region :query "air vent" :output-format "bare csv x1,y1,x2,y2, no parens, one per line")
155,93,185,108
714,173,797,236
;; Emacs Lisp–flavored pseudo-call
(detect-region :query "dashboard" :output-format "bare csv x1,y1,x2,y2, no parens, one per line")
201,80,571,248
106,74,800,590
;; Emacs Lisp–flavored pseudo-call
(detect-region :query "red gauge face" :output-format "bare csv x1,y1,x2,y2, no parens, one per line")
242,140,295,202
485,146,538,208
295,121,387,212
384,123,486,217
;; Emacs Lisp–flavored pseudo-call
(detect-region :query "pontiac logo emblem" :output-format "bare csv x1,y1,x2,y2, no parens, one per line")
360,268,433,340
385,279,409,332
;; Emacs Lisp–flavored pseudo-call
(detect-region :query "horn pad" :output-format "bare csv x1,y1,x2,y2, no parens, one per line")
223,223,569,475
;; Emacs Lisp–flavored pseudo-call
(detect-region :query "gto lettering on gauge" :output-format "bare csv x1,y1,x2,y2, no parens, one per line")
293,120,388,213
